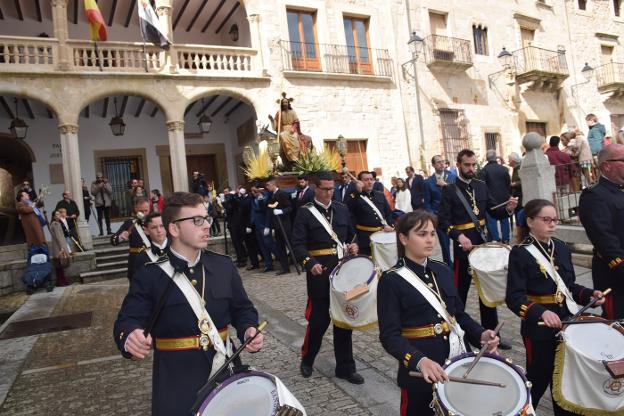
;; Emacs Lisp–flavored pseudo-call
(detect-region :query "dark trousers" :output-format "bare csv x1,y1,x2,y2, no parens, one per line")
228,223,247,264
255,228,274,269
523,337,579,415
274,226,290,272
96,206,111,235
400,388,435,416
243,227,260,267
453,256,498,330
301,297,355,377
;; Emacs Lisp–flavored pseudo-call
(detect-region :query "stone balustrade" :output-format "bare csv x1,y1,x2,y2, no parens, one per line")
0,35,57,71
176,44,256,75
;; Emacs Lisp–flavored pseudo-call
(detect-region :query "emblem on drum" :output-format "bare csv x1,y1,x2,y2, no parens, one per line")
344,303,359,320
603,378,624,397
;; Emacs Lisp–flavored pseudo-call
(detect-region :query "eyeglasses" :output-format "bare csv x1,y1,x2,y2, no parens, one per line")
173,215,213,227
318,187,335,192
533,216,558,224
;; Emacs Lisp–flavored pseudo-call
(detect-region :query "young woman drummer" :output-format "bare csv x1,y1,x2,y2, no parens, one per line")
377,210,499,415
506,198,605,415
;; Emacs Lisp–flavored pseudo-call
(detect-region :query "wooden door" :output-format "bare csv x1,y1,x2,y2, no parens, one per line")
186,155,218,188
521,28,536,71
343,17,372,75
526,122,547,139
325,140,368,175
429,13,447,35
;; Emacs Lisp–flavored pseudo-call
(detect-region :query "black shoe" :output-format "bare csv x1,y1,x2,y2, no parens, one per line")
98,232,104,237
262,267,274,273
300,362,313,378
236,262,246,268
276,270,290,276
46,284,54,293
26,286,34,295
246,265,259,270
499,341,512,350
336,372,364,385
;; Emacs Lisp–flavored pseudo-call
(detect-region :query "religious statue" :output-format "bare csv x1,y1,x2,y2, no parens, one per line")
268,92,313,170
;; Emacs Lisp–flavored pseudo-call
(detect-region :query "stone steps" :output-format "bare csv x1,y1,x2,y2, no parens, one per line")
79,237,129,283
80,267,128,283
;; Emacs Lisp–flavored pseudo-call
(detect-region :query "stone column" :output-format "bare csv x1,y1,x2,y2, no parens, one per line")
247,14,267,76
155,0,178,73
51,0,71,71
519,132,556,203
167,121,189,192
59,123,93,250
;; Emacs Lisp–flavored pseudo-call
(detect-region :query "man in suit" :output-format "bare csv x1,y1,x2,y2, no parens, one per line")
405,166,428,210
250,184,276,272
479,150,512,243
424,155,456,266
333,172,356,203
371,171,385,193
113,192,262,416
293,174,315,217
239,186,261,270
266,176,293,275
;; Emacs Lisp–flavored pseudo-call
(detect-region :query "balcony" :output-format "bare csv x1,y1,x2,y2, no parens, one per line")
278,40,393,79
511,46,569,90
0,35,261,78
423,35,472,73
595,62,624,97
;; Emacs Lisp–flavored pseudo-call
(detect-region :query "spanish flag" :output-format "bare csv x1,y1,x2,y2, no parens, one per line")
84,0,108,42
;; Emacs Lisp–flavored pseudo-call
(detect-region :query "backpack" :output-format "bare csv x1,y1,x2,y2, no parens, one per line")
22,245,52,288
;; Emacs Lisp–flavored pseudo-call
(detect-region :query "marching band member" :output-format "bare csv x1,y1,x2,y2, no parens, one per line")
111,196,150,280
347,171,394,255
506,198,604,415
291,171,363,384
134,213,169,268
114,192,262,416
378,210,499,415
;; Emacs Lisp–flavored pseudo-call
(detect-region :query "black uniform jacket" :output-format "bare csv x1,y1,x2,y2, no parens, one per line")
346,190,394,249
291,200,356,299
378,258,484,391
579,177,624,289
134,239,169,272
113,249,258,416
268,188,293,231
111,219,146,279
438,178,510,259
506,237,593,340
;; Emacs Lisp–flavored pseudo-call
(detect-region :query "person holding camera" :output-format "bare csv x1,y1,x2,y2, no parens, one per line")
91,173,114,236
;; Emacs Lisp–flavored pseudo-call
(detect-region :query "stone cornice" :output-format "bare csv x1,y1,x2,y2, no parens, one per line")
58,123,78,135
166,121,184,131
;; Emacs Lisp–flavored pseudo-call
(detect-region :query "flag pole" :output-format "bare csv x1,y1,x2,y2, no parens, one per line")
94,41,103,71
142,41,149,73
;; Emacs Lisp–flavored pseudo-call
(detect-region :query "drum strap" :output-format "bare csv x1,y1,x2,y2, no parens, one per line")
134,222,151,249
156,260,232,378
523,245,580,314
452,185,488,243
306,206,345,259
395,266,466,358
359,195,388,227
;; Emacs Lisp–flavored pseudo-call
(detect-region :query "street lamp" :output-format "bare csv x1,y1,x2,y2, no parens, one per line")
9,98,28,139
581,62,594,81
336,134,347,171
407,31,425,165
109,97,126,136
497,47,513,68
198,114,212,134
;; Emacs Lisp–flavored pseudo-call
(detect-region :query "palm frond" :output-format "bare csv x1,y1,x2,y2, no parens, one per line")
243,149,272,180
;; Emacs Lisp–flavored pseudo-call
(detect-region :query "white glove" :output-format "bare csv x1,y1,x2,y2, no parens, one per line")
273,209,283,216
263,228,270,236
257,195,264,201
245,227,252,234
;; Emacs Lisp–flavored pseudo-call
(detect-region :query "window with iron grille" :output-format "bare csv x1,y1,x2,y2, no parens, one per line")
615,0,622,16
472,25,489,55
485,132,503,158
100,155,144,218
578,0,587,10
439,109,470,161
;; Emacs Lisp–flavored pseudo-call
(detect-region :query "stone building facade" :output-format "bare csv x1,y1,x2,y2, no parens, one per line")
0,0,622,247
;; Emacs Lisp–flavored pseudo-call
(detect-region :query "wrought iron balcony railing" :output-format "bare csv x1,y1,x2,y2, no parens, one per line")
595,62,624,89
423,34,472,67
278,40,393,77
511,46,569,77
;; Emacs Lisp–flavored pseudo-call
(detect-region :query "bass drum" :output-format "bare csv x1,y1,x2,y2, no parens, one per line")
196,370,306,416
370,230,398,271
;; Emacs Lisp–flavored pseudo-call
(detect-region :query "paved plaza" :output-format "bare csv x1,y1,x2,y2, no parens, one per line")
0,248,595,416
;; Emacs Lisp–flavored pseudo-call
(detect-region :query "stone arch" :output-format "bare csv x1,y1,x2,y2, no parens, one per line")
0,88,59,120
185,88,259,119
76,88,171,122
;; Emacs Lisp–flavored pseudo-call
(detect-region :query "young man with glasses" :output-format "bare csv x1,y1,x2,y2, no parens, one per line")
114,192,262,416
291,171,362,384
579,143,624,319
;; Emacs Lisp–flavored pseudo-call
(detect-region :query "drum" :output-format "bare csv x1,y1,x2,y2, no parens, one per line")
552,316,624,415
468,243,511,307
196,370,306,416
433,352,532,416
370,230,398,271
329,256,379,331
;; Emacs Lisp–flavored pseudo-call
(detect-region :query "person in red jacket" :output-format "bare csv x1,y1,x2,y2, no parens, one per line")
149,189,165,214
545,136,577,194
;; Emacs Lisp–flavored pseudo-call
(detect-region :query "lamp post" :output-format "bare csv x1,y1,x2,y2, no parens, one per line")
336,134,347,172
408,32,425,165
497,47,513,68
9,98,28,139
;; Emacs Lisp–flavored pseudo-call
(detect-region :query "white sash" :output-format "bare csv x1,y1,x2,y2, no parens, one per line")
524,244,580,314
156,260,232,378
306,205,345,259
395,266,466,358
134,222,151,248
359,195,388,227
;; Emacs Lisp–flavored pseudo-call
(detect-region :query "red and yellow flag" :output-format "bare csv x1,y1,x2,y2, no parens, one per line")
84,0,108,42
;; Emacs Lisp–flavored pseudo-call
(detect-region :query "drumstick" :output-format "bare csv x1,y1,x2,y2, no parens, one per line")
570,288,612,320
538,318,623,327
462,321,504,378
409,371,506,388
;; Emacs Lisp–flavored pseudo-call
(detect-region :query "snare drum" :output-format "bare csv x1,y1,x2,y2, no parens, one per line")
329,256,379,331
468,243,511,307
553,316,624,415
196,370,306,416
433,352,532,416
370,231,398,271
